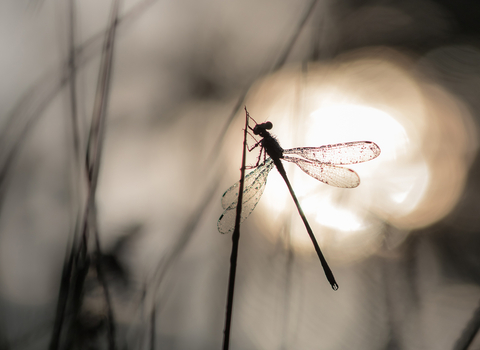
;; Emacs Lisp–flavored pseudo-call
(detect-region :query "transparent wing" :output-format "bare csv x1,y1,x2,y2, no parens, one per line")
283,156,360,188
218,158,274,234
283,141,380,165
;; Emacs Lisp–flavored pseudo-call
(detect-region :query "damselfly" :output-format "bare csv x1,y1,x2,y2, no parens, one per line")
218,114,381,290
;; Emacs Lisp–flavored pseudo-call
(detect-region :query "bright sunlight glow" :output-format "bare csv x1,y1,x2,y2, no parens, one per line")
226,48,477,262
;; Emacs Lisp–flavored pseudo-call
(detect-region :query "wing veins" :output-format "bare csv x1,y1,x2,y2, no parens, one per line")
283,141,381,165
218,158,274,234
283,156,360,188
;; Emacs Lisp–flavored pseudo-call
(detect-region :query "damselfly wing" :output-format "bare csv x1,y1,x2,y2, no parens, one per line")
218,141,380,234
218,158,274,235
218,117,380,290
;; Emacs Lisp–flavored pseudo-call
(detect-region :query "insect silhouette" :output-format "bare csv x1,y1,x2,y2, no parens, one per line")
218,113,381,290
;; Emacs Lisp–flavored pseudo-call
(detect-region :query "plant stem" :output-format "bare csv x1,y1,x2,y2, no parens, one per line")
222,107,250,350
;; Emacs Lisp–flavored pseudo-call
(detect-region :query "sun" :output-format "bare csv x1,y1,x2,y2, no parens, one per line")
237,50,476,262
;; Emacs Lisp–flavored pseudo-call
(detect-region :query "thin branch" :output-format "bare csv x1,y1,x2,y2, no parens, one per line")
222,107,250,350
271,0,319,71
49,0,81,347
0,0,161,216
52,1,121,349
207,0,319,169
453,298,480,350
149,304,156,350
85,2,122,349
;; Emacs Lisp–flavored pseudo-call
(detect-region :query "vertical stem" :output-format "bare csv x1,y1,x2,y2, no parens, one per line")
453,297,480,350
271,0,319,71
87,3,121,349
49,1,80,348
149,304,156,350
207,0,319,167
222,108,250,350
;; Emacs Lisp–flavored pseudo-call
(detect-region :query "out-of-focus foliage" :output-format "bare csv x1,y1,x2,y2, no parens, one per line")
1,0,480,349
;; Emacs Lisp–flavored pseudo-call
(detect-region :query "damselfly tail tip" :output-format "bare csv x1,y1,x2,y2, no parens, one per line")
325,270,338,291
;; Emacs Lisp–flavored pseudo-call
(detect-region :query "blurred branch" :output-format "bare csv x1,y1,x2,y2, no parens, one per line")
49,1,121,349
83,2,121,349
49,0,82,348
453,298,480,350
0,0,161,216
207,0,319,166
271,0,319,71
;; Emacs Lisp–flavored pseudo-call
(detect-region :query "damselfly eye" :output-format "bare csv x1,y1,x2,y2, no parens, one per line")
253,126,261,135
265,121,273,130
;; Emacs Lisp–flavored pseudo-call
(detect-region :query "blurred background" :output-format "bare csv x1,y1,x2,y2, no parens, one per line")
1,0,480,349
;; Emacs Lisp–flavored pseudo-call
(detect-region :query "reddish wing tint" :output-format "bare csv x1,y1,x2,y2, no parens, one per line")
283,141,380,165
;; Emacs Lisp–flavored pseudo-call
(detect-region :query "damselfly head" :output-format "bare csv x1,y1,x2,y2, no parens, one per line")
253,121,273,135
